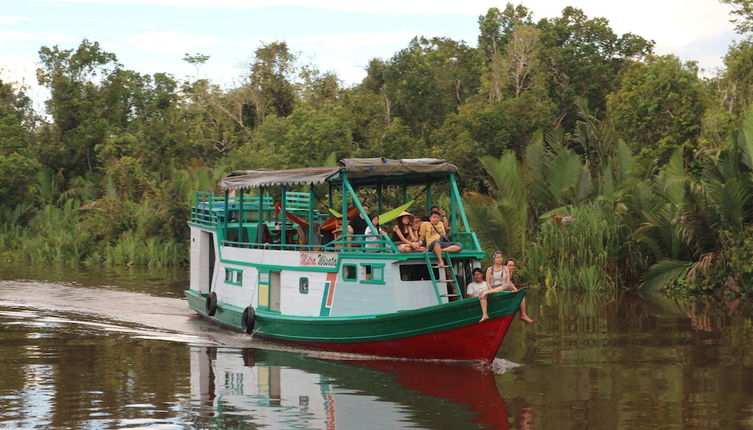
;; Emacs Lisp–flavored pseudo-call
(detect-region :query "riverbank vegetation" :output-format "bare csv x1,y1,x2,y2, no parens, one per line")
2,3,753,294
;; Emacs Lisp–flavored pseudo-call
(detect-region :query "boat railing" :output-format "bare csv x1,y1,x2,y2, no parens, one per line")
451,231,481,252
190,206,221,227
323,234,399,253
222,240,318,251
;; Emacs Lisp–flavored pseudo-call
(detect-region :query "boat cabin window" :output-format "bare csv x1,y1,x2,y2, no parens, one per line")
299,277,309,294
224,268,243,286
399,264,439,282
343,264,357,281
360,263,385,284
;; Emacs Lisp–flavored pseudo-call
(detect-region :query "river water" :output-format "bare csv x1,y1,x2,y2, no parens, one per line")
0,263,751,429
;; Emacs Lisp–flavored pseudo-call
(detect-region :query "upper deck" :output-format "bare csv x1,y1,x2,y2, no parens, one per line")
189,158,483,258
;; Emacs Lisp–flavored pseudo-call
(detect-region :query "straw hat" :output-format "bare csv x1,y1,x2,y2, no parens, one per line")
398,211,413,218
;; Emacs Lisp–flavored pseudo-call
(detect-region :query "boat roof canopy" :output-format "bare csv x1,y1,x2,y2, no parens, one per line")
219,158,458,190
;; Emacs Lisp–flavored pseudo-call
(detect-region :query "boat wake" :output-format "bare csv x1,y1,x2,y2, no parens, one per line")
0,279,522,371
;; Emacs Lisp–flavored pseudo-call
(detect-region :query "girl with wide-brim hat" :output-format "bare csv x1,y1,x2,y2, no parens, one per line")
392,211,424,252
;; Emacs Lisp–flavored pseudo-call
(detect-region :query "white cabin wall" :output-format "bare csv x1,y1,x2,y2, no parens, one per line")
328,258,398,317
280,271,328,317
190,227,214,294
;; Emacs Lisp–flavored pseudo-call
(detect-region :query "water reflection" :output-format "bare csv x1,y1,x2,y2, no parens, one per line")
2,269,753,429
189,347,512,429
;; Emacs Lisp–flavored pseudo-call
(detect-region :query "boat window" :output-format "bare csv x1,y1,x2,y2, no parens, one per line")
361,263,385,284
399,264,439,282
224,268,243,286
299,277,309,294
343,264,357,281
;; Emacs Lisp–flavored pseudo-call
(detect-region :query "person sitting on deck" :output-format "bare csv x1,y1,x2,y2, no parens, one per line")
466,267,488,298
421,205,450,230
411,216,422,239
392,211,423,252
479,251,533,324
419,211,462,268
363,214,388,250
346,204,369,246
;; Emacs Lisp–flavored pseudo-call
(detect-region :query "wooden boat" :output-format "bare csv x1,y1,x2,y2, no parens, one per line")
186,158,525,363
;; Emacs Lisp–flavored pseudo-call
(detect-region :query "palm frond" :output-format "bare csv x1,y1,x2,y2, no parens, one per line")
640,258,693,291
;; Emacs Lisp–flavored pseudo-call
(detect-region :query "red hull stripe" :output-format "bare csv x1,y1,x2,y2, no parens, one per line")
268,314,514,364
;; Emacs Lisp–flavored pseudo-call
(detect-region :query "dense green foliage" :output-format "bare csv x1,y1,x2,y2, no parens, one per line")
2,3,753,294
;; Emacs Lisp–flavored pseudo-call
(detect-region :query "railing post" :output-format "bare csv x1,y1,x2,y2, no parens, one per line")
341,175,348,238
258,187,265,245
328,182,333,211
426,184,432,210
377,182,383,214
281,186,287,246
223,189,229,238
450,174,457,235
308,184,315,249
238,188,244,243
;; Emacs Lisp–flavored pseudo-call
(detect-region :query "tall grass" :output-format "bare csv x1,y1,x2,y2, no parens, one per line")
526,203,626,291
14,200,90,266
105,232,185,267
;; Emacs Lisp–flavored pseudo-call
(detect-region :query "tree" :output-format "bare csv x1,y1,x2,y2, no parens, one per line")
383,37,481,139
537,7,654,126
183,52,210,80
477,3,533,62
722,0,753,33
477,4,535,100
720,37,753,116
36,39,121,176
248,41,297,122
0,78,35,155
607,55,709,164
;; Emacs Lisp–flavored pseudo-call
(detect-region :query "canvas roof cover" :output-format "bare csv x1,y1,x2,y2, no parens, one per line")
219,167,340,190
218,158,458,189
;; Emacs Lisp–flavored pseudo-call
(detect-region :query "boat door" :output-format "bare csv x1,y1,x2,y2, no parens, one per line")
270,272,281,311
190,229,216,294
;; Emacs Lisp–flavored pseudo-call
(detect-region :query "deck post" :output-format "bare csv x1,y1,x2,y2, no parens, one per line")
328,182,333,211
401,184,408,204
281,186,287,246
426,184,432,210
238,188,244,243
344,178,388,250
308,184,315,249
341,175,348,239
377,182,383,214
223,189,229,238
450,174,481,251
258,187,265,245
450,174,457,235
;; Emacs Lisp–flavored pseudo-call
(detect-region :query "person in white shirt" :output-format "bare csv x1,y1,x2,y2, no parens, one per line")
466,267,488,298
363,214,387,249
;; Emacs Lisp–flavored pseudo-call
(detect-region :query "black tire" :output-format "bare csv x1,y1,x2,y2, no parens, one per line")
241,306,256,333
206,292,218,316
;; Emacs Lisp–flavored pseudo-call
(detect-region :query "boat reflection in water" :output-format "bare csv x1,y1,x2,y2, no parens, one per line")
190,346,511,429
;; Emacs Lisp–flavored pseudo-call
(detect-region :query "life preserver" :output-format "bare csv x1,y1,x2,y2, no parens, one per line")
206,292,218,316
241,306,256,333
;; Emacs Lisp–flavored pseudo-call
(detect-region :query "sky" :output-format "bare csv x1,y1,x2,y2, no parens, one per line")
0,0,741,110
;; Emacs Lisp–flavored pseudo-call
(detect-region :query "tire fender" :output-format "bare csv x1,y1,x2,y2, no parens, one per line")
206,292,218,316
241,306,256,333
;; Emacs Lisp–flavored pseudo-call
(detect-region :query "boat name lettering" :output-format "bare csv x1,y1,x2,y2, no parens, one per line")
299,253,338,267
